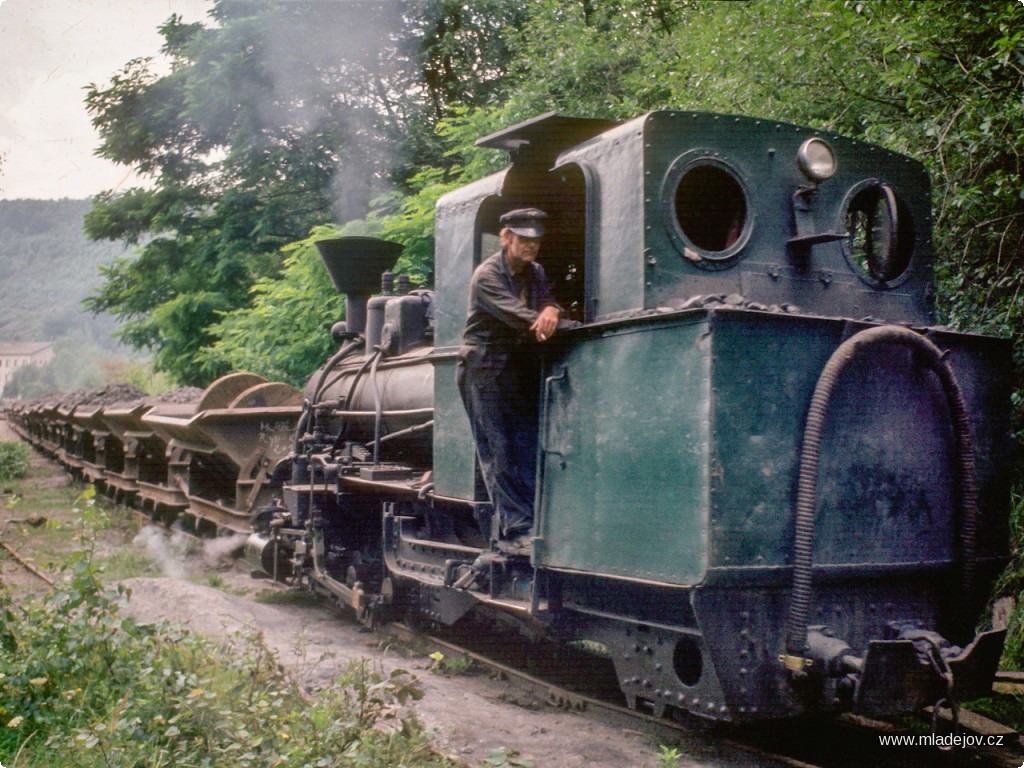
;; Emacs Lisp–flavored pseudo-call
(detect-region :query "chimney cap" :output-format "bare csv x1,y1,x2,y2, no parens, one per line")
314,237,403,295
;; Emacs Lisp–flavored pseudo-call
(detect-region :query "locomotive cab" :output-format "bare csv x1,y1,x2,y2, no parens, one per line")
429,110,1012,721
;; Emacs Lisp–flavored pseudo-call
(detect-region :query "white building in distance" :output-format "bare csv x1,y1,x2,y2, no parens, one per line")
0,342,54,394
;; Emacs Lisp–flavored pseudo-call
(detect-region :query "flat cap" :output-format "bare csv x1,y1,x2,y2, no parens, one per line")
500,207,547,238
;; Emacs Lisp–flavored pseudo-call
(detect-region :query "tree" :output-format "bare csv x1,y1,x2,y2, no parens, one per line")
93,0,1023,435
201,110,502,385
84,0,529,386
476,0,1024,428
83,2,406,384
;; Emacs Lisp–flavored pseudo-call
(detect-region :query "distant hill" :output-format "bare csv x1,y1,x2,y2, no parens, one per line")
0,199,129,344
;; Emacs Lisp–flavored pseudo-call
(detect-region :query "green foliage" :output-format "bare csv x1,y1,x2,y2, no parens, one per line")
499,0,690,119
962,692,1024,735
493,0,1024,427
97,357,175,397
86,0,1024,428
0,559,448,767
992,484,1024,668
0,442,30,482
200,226,346,385
84,0,530,386
656,745,684,768
427,650,475,676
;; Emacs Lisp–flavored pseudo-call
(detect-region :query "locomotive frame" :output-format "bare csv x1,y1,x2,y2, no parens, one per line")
9,109,1014,724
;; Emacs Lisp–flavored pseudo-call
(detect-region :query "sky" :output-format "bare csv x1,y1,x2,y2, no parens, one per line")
0,0,211,200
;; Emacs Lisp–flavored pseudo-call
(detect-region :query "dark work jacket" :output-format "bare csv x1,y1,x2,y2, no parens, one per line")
461,250,560,352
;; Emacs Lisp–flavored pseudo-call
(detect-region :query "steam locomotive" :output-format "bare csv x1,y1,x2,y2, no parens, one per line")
10,110,1014,723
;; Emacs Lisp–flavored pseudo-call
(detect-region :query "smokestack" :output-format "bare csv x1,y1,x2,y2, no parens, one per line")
314,237,402,336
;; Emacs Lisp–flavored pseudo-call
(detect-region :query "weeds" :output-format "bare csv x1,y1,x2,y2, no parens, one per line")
254,586,322,606
0,442,29,482
0,557,451,767
993,482,1024,669
656,745,684,767
428,650,476,676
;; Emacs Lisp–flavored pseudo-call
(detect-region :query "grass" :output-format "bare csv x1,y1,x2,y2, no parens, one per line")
253,586,323,606
0,452,455,768
0,450,155,588
0,562,453,767
0,451,210,592
428,650,476,676
0,429,1012,768
94,548,160,581
0,441,30,481
993,484,1024,668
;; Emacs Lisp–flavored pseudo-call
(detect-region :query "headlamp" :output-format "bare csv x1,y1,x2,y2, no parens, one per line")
797,138,837,182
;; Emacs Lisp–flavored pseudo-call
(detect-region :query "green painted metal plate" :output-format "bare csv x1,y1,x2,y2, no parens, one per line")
432,355,479,501
537,315,710,584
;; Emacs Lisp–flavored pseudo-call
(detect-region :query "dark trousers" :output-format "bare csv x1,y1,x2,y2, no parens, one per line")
456,345,539,537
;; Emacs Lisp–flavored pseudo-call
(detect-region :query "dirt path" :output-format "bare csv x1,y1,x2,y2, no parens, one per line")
1,428,775,768
0,415,17,441
115,555,779,767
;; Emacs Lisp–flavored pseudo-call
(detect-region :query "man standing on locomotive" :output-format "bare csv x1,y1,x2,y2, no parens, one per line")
457,208,562,554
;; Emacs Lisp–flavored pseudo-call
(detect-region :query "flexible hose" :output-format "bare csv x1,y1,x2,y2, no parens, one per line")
312,338,364,405
785,325,978,660
309,338,364,435
335,351,381,447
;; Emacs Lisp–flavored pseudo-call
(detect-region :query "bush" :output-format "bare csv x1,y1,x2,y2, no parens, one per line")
0,556,449,767
0,441,29,482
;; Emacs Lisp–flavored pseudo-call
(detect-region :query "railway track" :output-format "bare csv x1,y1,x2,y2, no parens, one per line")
4,513,1024,768
3,442,1023,768
379,619,1024,768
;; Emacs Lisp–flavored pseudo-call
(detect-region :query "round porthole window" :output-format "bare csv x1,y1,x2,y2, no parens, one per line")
667,156,751,266
842,180,914,287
